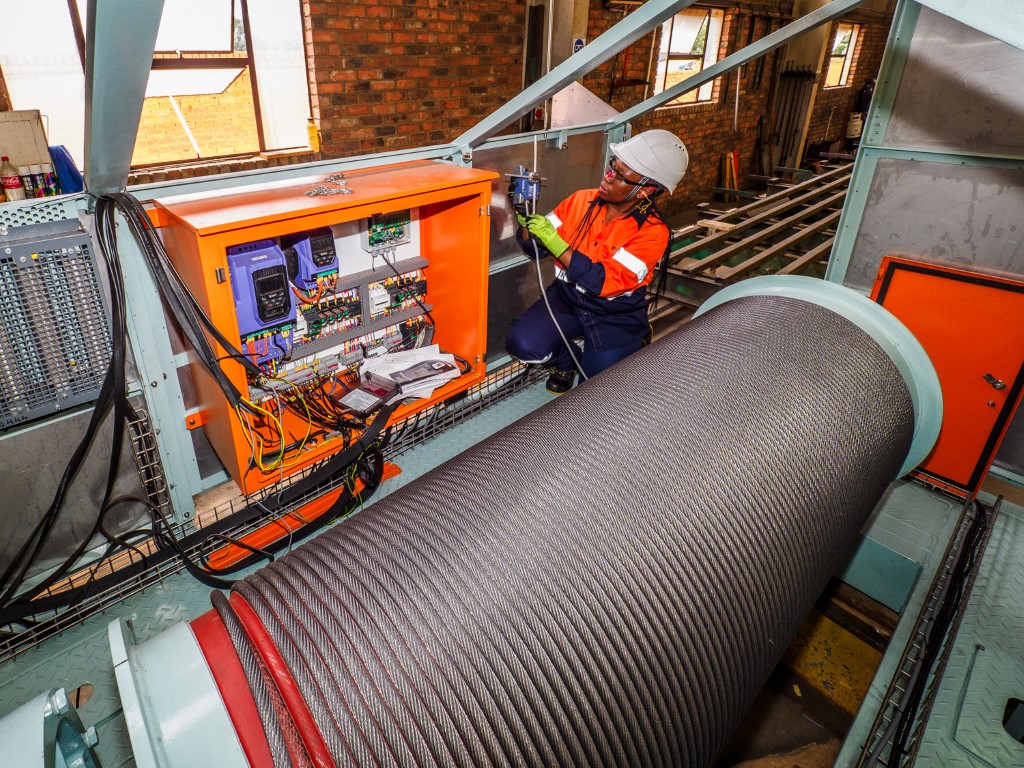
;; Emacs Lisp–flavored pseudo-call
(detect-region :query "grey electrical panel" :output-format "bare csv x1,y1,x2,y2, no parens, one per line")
0,220,111,430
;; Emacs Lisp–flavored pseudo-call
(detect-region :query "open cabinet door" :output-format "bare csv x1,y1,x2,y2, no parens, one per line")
872,256,1024,499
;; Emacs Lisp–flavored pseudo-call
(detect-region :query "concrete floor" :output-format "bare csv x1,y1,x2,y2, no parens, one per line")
716,681,837,766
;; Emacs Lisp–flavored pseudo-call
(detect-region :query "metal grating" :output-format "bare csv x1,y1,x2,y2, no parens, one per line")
0,220,111,430
0,196,81,228
0,361,541,662
385,360,541,457
857,497,997,767
126,401,173,520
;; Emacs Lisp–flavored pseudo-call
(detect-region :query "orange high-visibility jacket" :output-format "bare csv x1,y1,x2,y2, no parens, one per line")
548,189,669,299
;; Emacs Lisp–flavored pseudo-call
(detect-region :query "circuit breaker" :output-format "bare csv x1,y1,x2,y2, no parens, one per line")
155,161,497,492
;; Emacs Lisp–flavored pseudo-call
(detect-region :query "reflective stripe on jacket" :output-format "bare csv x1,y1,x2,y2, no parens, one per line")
551,189,669,299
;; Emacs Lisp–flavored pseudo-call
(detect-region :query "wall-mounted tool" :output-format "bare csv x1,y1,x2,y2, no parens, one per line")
505,165,542,216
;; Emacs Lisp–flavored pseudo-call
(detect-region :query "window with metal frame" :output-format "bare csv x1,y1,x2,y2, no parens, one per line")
652,6,725,107
137,0,311,166
825,22,860,88
0,0,310,171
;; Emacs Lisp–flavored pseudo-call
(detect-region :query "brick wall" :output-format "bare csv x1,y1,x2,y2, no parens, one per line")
578,2,796,217
132,71,260,166
2,0,894,200
305,0,525,156
805,14,892,152
573,1,893,218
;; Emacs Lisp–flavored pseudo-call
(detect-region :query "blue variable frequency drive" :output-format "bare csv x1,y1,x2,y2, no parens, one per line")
283,228,338,291
226,241,296,364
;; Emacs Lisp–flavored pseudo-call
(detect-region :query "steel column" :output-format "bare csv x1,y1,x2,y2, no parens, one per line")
84,0,166,194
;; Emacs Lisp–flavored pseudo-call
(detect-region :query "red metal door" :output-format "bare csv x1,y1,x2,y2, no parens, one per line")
872,257,1024,499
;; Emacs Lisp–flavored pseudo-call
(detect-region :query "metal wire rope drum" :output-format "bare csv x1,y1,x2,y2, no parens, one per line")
113,276,941,768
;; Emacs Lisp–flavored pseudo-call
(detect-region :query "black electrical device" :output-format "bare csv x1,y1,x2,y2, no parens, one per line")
252,266,290,324
309,231,337,268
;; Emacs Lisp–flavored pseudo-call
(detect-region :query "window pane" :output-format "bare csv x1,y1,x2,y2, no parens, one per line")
248,0,310,150
825,57,845,87
832,24,853,55
0,2,86,167
840,26,858,84
155,0,233,52
664,58,703,91
132,68,259,164
825,23,859,87
655,7,723,106
668,10,711,55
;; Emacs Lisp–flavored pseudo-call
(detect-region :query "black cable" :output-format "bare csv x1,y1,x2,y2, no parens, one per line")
110,192,260,407
0,399,399,623
1,189,412,618
0,196,130,607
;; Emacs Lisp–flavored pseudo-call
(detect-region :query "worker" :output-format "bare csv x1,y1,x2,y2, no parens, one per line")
505,129,688,393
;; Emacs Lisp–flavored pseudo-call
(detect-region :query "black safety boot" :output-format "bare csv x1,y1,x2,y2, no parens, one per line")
545,367,577,394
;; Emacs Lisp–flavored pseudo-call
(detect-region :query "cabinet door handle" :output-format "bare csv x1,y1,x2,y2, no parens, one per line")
983,373,1006,391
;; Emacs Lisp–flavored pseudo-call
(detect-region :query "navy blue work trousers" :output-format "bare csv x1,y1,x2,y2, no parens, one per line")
505,279,648,377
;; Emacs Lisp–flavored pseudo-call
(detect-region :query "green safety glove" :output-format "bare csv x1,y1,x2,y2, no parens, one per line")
515,211,528,228
525,214,569,257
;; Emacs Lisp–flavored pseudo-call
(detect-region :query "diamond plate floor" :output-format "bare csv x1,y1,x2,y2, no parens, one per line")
0,381,555,766
837,494,1024,768
913,501,1024,768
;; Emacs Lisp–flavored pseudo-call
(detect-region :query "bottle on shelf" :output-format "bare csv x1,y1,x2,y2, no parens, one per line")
29,165,46,198
1,156,27,202
41,163,60,195
18,165,38,198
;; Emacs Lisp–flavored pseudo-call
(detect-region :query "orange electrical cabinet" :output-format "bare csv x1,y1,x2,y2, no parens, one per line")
871,256,1024,499
155,160,498,493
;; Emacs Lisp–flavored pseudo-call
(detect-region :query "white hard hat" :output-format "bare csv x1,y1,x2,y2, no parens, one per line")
609,129,689,193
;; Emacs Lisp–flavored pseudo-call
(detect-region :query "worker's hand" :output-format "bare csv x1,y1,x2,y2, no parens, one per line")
525,214,569,257
515,211,528,228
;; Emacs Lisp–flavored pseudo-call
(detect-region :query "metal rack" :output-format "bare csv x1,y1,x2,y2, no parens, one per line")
650,162,852,332
0,220,111,430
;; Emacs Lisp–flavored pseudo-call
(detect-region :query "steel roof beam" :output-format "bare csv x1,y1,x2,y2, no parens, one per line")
84,0,166,195
451,0,698,157
611,0,868,129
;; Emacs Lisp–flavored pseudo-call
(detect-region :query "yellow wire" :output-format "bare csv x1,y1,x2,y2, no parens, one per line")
237,398,287,470
267,375,313,468
234,404,277,473
246,374,316,472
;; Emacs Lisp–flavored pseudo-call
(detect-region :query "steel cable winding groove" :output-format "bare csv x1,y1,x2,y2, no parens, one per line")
211,590,298,767
223,295,916,767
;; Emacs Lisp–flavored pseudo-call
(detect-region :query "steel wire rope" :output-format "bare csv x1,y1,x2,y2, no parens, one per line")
214,295,916,767
250,498,549,765
297,518,517,766
294,542,484,764
272,556,442,766
211,589,296,767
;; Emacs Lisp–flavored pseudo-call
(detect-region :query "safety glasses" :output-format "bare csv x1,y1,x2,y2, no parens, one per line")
605,158,644,187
